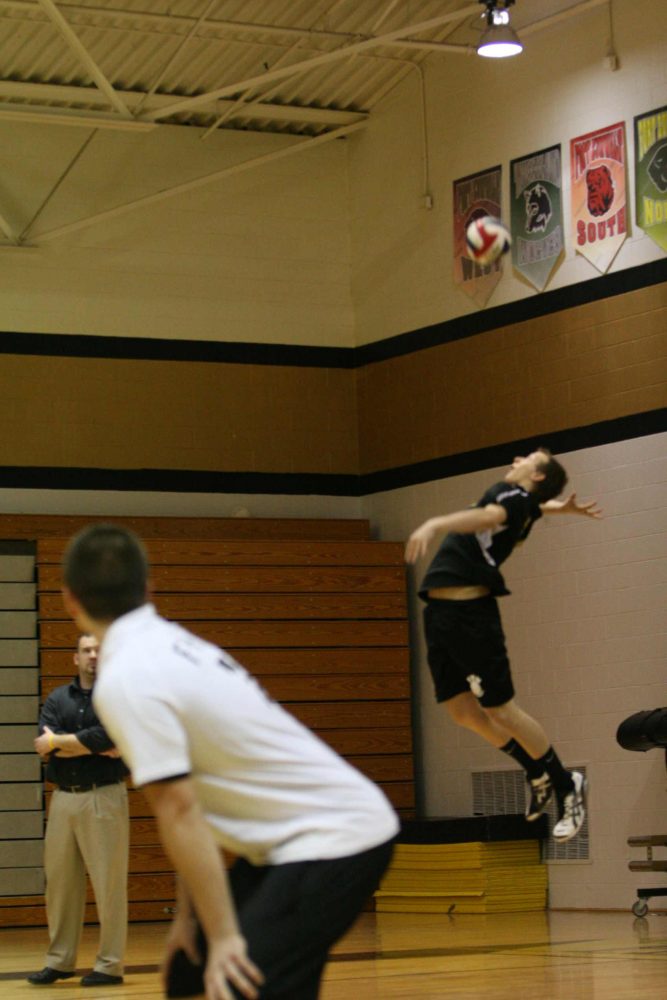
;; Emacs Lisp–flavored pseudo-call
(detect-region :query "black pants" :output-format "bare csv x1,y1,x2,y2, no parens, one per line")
166,838,395,1000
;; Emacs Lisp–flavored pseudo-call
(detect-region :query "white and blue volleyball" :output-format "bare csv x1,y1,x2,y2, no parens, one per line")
465,216,511,266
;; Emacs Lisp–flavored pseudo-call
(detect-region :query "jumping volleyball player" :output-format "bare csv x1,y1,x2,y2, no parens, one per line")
406,449,602,841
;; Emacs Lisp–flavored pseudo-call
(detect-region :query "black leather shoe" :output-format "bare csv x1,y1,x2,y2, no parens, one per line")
27,968,76,985
80,972,124,986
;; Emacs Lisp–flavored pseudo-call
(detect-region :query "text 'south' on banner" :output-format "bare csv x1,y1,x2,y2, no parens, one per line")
635,105,667,252
510,145,563,291
453,165,503,308
570,122,627,273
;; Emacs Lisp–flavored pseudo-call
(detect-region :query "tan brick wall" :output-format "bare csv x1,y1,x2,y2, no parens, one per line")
0,356,359,476
357,283,667,474
2,283,665,481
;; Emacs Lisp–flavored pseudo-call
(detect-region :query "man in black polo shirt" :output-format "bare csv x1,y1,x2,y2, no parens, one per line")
27,635,129,987
406,449,601,842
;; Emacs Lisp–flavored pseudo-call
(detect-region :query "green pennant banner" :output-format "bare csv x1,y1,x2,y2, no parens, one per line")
635,105,667,252
510,145,563,291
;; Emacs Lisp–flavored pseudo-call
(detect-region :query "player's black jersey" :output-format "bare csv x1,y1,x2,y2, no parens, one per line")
419,482,543,598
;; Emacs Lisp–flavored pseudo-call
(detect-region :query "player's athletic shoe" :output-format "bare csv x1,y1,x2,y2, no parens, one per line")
525,773,553,821
552,770,587,842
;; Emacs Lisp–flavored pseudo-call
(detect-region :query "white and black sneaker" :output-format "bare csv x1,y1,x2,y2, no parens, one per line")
525,773,553,821
552,770,587,842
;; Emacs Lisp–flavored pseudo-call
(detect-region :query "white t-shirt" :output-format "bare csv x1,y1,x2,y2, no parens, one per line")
94,604,399,865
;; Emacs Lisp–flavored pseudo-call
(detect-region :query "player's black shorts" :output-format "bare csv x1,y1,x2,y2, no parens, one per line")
423,595,514,708
166,837,395,1000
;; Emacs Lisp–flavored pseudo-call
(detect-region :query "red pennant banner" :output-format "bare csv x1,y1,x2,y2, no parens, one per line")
570,122,627,272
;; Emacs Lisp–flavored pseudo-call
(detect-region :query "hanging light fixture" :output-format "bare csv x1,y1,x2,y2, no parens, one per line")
477,0,523,58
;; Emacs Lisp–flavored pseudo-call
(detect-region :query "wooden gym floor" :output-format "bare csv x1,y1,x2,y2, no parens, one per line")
1,910,666,999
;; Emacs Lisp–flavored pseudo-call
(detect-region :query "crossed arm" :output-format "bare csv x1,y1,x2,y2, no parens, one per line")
34,700,121,759
34,727,121,758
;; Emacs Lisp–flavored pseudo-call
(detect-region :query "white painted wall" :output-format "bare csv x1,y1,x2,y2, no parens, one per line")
0,487,361,520
362,432,667,909
348,0,667,910
348,0,667,345
0,0,664,913
0,125,354,346
1,1,663,352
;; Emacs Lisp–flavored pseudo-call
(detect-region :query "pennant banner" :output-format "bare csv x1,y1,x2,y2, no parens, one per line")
634,105,667,252
510,145,563,291
453,165,503,308
570,122,627,273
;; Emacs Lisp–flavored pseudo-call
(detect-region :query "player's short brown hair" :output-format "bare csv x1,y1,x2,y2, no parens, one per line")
64,524,148,621
533,448,568,503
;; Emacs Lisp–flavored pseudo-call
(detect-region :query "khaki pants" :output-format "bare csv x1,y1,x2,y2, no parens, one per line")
44,782,129,976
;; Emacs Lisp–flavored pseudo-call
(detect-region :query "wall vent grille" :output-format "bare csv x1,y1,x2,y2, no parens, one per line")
472,766,590,862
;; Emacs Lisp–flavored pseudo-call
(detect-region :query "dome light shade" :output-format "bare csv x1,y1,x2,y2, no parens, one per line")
477,1,523,58
477,22,523,57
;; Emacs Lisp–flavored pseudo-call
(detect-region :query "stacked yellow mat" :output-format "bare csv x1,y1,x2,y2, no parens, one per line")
375,839,547,914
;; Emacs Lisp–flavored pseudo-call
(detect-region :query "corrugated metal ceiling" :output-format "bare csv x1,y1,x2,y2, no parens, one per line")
0,1,608,135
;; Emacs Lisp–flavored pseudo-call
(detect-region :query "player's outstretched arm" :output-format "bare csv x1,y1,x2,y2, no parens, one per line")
540,492,603,518
405,505,506,563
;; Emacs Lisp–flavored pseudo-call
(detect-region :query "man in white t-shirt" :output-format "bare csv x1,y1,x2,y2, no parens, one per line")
61,524,399,1000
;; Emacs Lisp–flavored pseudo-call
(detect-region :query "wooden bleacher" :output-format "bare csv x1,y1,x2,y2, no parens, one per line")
0,515,413,927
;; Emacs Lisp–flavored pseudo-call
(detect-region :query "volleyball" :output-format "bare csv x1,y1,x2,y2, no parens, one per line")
465,216,511,266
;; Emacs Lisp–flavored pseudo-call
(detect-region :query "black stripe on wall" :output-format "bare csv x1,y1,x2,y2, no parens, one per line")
357,257,667,365
1,409,665,497
361,409,667,495
0,332,354,369
2,257,665,369
0,466,360,497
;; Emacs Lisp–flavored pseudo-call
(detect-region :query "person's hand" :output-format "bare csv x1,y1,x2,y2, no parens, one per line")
559,492,603,518
100,748,122,758
204,934,264,1000
161,914,202,991
405,521,437,564
34,726,56,756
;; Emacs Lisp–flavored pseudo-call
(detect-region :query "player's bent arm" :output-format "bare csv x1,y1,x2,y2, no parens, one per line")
144,776,263,1000
144,776,239,940
405,504,506,563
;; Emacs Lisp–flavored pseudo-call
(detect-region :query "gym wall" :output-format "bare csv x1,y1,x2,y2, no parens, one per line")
0,0,665,913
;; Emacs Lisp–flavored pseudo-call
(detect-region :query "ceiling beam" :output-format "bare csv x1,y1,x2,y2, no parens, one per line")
141,4,482,122
0,1,421,45
380,39,475,54
132,0,219,117
519,0,610,37
0,0,611,52
0,81,367,127
29,119,367,243
35,0,134,119
0,102,156,131
0,209,19,244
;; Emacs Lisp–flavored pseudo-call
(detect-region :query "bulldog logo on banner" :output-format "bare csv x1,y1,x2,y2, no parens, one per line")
635,105,667,252
570,122,627,272
453,165,503,308
510,145,563,291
